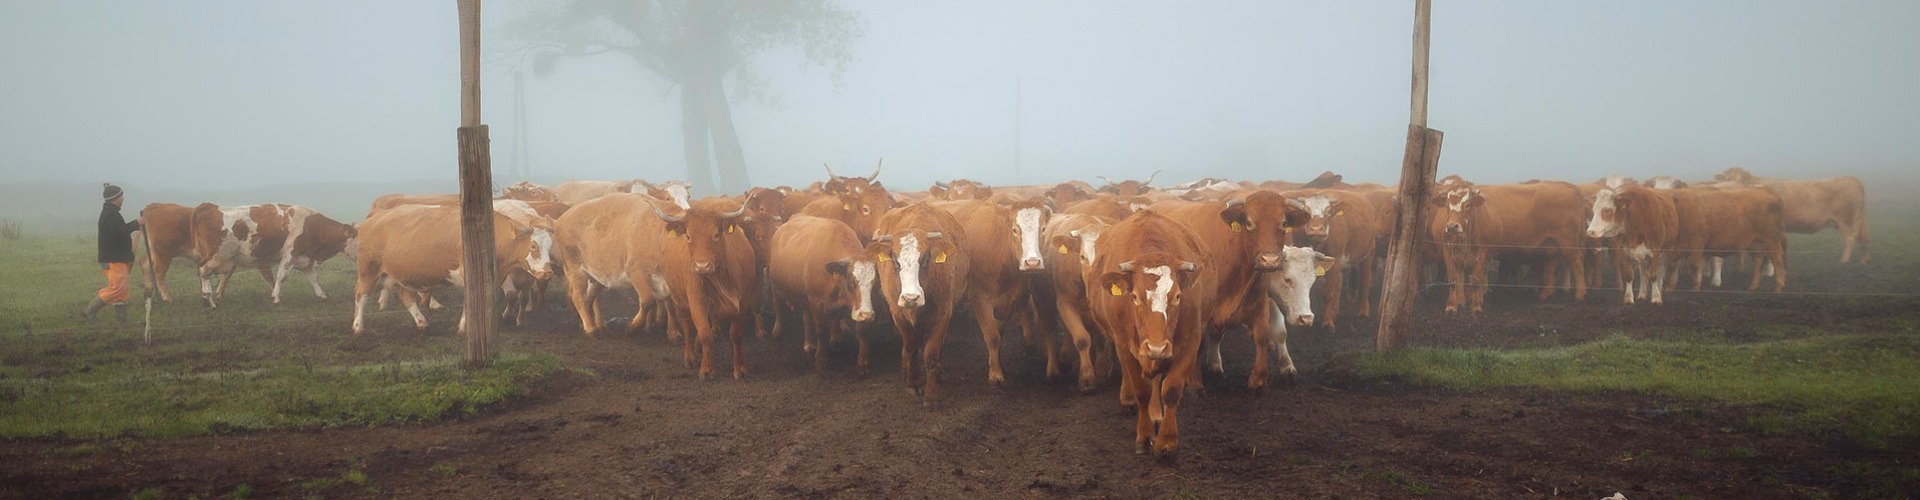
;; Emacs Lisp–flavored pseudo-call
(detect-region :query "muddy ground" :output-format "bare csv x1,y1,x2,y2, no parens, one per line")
4,273,1918,499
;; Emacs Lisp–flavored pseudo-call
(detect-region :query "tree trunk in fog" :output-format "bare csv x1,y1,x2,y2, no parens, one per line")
705,76,750,195
680,81,715,196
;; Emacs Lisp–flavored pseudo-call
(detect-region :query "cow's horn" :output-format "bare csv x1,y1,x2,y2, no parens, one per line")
868,158,882,181
934,181,950,189
719,203,749,219
875,234,893,242
1285,198,1307,209
649,201,685,223
1143,169,1162,186
926,231,943,240
1117,261,1134,272
1224,198,1245,209
1179,261,1197,272
1095,175,1116,187
823,162,838,178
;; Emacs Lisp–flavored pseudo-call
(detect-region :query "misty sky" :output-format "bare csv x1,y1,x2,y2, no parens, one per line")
2,1,1915,193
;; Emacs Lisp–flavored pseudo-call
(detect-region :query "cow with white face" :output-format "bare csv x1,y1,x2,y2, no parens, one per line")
867,203,970,402
1280,189,1383,326
1586,182,1679,304
189,203,356,308
1006,200,1052,272
641,180,694,210
767,215,883,375
1039,213,1114,391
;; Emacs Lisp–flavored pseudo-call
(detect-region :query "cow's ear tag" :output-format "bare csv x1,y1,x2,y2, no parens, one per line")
876,253,889,262
1230,221,1242,232
728,225,737,234
1313,265,1327,277
666,228,678,238
934,252,948,264
1109,284,1124,296
842,203,852,210
1057,244,1069,254
1335,209,1346,217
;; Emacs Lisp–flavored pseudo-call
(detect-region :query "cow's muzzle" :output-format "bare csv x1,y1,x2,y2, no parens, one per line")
1020,257,1045,272
1445,223,1463,234
1255,252,1282,271
898,292,924,308
1142,341,1173,360
851,309,874,322
1290,312,1315,326
693,261,716,274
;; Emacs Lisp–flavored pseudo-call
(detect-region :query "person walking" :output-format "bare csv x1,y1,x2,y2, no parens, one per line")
86,183,143,324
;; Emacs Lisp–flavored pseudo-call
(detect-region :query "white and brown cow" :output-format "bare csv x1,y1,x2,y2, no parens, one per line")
189,203,356,308
1586,182,1680,304
350,205,552,335
767,215,881,375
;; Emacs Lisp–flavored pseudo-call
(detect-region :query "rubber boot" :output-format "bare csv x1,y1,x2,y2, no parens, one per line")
82,297,106,322
114,304,130,325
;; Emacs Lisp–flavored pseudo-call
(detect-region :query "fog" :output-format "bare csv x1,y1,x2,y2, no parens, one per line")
2,1,1916,196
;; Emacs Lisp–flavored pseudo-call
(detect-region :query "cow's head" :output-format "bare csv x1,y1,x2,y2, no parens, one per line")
1644,176,1688,190
930,179,992,201
822,159,883,197
1585,186,1649,240
1045,182,1093,205
1284,193,1347,241
1437,174,1472,190
652,200,748,275
641,180,693,210
1430,187,1484,237
824,257,880,323
1302,171,1346,189
1007,200,1053,272
500,181,558,203
866,229,958,310
1048,226,1106,268
831,190,891,244
1715,167,1754,183
507,221,555,282
1219,191,1305,271
742,187,790,222
1268,246,1335,326
1096,170,1161,196
1099,254,1200,361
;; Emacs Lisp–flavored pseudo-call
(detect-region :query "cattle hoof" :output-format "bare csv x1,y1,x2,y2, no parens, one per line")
1246,375,1267,391
1078,378,1099,394
988,375,1006,388
1134,441,1149,455
1154,446,1181,463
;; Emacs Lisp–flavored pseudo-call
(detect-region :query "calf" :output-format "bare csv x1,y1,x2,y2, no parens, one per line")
351,205,551,335
1082,210,1210,456
767,216,881,375
868,203,970,402
1280,189,1384,326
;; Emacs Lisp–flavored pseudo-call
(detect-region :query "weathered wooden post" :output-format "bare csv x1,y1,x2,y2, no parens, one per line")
457,0,497,367
1376,0,1443,351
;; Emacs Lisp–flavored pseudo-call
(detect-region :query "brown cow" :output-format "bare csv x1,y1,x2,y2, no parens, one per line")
1668,186,1788,291
1044,182,1097,206
639,180,694,210
821,160,883,197
135,203,199,302
1062,195,1150,221
1714,167,1868,263
1300,171,1350,189
929,179,993,201
1081,209,1209,456
868,202,969,402
552,179,642,206
1280,189,1383,325
1150,191,1309,389
368,194,460,217
189,203,356,308
1096,170,1162,196
767,215,881,374
1643,176,1688,190
351,205,551,334
655,197,761,380
1038,213,1115,391
551,193,676,336
1586,182,1680,304
1429,182,1589,313
932,199,1043,386
500,181,559,202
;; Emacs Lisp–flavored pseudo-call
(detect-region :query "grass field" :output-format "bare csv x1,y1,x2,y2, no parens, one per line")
0,233,559,438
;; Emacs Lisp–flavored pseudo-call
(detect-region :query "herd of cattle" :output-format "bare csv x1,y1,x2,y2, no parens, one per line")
129,164,1867,456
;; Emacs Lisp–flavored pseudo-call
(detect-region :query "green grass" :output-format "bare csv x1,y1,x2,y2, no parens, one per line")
0,233,561,438
1353,332,1920,448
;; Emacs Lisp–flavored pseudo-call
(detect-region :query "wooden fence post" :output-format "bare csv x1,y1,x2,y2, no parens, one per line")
1376,0,1441,351
457,0,495,368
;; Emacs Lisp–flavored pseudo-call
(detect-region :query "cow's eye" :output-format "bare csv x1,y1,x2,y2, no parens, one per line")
861,206,872,215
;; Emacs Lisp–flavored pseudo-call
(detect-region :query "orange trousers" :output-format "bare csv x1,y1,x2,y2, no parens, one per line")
97,262,131,305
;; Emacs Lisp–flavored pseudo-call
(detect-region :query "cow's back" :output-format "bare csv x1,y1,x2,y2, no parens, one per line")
935,200,1019,289
357,205,463,285
1472,182,1586,249
1754,177,1864,233
768,216,862,308
140,203,197,261
553,194,668,287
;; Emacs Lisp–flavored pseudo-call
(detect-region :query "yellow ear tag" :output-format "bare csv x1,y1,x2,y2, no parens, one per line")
1313,265,1327,277
727,225,736,234
842,203,852,210
1335,210,1346,217
876,253,889,262
1230,221,1242,232
1284,227,1292,234
1109,284,1124,296
666,228,677,238
933,252,948,264
1057,244,1069,254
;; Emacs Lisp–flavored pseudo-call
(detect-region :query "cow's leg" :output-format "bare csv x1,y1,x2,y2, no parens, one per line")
198,266,217,308
971,300,1008,388
1322,260,1344,327
1264,299,1296,384
1442,257,1466,313
1537,258,1558,301
1357,253,1378,316
151,256,174,302
269,261,293,304
377,278,394,310
894,315,923,396
1057,297,1100,392
853,321,871,377
1468,256,1489,314
1117,356,1150,453
564,269,597,336
1569,247,1587,301
1622,251,1637,304
921,309,956,404
1711,256,1724,288
808,311,828,374
1651,252,1666,304
801,309,819,354
1155,346,1200,456
215,270,233,300
305,265,328,300
1748,250,1765,291
402,290,428,332
352,269,379,335
727,315,748,380
1771,245,1787,292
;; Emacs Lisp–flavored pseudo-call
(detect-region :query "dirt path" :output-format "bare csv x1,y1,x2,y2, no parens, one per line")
3,288,1916,498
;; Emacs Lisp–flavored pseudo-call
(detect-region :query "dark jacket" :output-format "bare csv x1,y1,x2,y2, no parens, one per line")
97,202,142,264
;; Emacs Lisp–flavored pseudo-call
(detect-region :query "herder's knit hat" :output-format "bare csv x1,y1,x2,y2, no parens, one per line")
102,183,123,201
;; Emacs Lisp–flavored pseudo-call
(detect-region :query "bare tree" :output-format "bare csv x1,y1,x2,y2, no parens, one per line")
500,0,864,195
